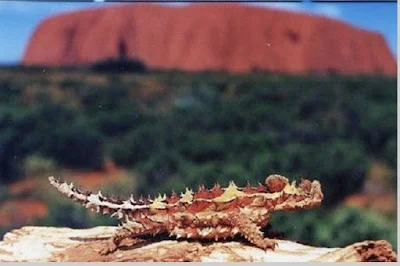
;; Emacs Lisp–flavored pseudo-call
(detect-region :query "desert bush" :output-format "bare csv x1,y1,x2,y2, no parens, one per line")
358,103,396,154
81,85,130,114
382,133,396,162
23,155,57,177
91,104,143,137
44,123,104,169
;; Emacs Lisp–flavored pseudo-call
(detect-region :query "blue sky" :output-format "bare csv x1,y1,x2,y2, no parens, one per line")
0,1,397,64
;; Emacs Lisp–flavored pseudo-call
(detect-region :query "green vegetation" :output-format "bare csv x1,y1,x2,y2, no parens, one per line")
0,67,396,248
271,207,397,250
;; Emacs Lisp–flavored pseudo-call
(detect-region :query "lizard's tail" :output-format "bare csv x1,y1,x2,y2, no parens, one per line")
48,176,90,205
48,176,143,219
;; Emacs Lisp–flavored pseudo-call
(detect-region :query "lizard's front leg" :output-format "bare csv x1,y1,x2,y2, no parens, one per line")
229,214,277,251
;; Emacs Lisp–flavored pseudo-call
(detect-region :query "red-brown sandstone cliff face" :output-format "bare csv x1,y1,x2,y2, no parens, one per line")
22,4,396,76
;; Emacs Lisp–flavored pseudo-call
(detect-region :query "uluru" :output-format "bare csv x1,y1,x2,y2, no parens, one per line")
22,4,396,76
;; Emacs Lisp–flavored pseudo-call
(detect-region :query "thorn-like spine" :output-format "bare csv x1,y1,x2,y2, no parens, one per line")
211,182,221,191
138,195,144,204
97,190,104,201
146,195,152,203
130,194,136,204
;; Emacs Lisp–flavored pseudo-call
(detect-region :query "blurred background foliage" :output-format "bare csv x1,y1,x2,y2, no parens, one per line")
0,64,396,249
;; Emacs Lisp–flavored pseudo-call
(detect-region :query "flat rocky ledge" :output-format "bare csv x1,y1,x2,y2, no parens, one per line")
0,226,397,262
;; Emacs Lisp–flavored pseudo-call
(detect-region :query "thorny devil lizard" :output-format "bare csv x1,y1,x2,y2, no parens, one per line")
48,174,323,254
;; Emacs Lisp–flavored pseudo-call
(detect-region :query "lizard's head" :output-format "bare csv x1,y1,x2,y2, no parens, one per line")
264,174,324,211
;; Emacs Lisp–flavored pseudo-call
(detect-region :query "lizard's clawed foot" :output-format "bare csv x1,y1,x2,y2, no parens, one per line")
260,238,278,251
99,237,146,255
99,242,118,255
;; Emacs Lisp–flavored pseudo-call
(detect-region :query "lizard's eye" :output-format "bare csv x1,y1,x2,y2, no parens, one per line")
265,174,289,193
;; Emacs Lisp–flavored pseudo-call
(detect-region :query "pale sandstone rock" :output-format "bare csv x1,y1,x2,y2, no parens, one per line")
0,226,397,262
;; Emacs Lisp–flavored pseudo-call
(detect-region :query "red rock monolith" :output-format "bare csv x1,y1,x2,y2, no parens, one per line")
22,4,397,76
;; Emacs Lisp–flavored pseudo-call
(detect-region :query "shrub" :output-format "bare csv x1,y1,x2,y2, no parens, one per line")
382,136,396,169
0,127,23,183
45,123,104,169
23,155,57,177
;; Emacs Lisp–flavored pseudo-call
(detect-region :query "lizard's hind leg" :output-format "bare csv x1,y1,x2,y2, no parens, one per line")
100,226,138,255
100,223,166,255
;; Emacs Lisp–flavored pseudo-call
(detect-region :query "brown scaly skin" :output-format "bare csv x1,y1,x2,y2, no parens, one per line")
48,174,323,254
